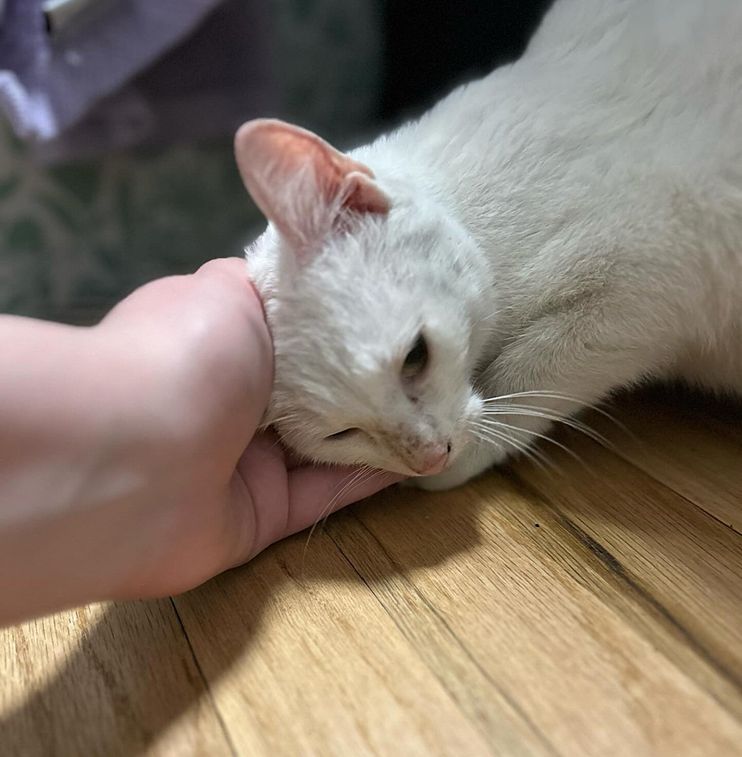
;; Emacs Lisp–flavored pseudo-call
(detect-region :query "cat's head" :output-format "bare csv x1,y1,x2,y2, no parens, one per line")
236,119,488,477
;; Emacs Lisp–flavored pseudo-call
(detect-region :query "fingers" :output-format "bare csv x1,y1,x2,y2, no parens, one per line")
234,449,403,563
194,258,263,315
195,256,251,279
99,257,274,465
236,432,290,556
189,258,274,414
284,466,404,538
230,444,405,565
193,258,268,333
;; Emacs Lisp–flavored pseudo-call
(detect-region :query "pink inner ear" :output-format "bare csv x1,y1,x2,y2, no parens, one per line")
341,171,392,215
235,119,390,246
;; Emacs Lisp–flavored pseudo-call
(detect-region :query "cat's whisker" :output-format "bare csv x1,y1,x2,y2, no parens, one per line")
475,417,588,468
481,405,614,449
316,467,370,525
267,433,287,452
486,423,559,471
262,416,304,451
302,468,358,552
481,389,590,405
489,428,556,472
469,427,553,473
481,390,629,433
468,421,556,472
469,425,523,460
320,469,382,531
324,466,378,525
270,417,301,429
260,413,302,436
302,465,375,568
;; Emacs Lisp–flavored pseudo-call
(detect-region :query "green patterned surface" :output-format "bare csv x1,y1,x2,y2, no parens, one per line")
0,128,260,322
0,0,381,322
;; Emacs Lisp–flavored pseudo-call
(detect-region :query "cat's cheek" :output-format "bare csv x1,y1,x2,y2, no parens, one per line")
453,392,485,455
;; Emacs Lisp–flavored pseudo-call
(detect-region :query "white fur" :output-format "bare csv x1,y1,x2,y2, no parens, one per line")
246,0,742,489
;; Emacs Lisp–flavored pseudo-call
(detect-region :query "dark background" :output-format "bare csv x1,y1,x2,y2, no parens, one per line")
0,0,557,321
380,0,555,121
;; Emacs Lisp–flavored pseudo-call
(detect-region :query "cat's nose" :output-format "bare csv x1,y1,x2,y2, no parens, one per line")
412,444,450,475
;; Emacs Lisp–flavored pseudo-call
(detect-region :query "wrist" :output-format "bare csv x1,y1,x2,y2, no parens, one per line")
0,321,161,622
0,262,274,623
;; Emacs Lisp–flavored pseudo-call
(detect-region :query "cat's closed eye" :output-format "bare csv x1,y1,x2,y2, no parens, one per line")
401,332,429,380
325,427,359,441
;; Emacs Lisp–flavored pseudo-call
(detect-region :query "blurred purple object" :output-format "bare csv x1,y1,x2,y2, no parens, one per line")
0,0,273,161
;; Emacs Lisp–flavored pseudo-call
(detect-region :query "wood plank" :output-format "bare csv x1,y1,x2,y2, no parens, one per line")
0,600,233,757
173,529,502,757
324,509,556,757
337,473,742,757
2,393,741,756
511,423,742,694
594,391,742,534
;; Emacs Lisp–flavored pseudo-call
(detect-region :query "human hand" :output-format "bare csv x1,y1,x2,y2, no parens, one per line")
98,258,400,600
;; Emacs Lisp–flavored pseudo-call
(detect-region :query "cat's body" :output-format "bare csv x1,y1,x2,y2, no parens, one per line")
240,0,742,489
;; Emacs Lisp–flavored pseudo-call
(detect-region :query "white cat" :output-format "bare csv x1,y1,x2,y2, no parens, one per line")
237,0,742,490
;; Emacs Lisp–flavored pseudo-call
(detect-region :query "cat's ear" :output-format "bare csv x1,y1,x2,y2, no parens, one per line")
235,119,391,249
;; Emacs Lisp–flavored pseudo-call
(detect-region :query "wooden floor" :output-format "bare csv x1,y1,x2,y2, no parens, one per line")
2,387,742,756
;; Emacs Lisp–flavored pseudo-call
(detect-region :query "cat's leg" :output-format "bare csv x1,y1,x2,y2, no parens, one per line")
414,309,667,490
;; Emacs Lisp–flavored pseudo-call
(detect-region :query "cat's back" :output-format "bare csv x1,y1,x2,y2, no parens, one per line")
395,0,742,170
520,0,742,392
526,0,742,141
364,0,742,276
528,0,742,70
391,0,742,232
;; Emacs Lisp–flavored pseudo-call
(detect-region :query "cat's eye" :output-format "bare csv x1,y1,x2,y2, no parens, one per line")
325,427,359,441
401,332,429,380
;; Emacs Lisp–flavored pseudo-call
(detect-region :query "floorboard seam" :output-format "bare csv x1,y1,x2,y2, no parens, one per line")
169,598,239,757
511,472,742,714
327,517,561,757
610,448,742,538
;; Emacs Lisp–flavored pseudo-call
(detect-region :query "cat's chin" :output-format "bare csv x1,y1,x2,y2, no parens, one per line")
403,469,475,492
402,443,508,491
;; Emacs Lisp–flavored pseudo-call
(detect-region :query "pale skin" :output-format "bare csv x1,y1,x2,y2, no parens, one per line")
0,258,400,627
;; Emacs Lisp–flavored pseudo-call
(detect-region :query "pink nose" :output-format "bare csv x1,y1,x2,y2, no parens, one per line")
412,445,450,475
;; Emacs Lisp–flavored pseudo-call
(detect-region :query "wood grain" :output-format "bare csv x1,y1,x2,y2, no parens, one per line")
0,600,232,756
2,391,742,756
599,391,742,534
337,478,742,757
173,534,494,757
